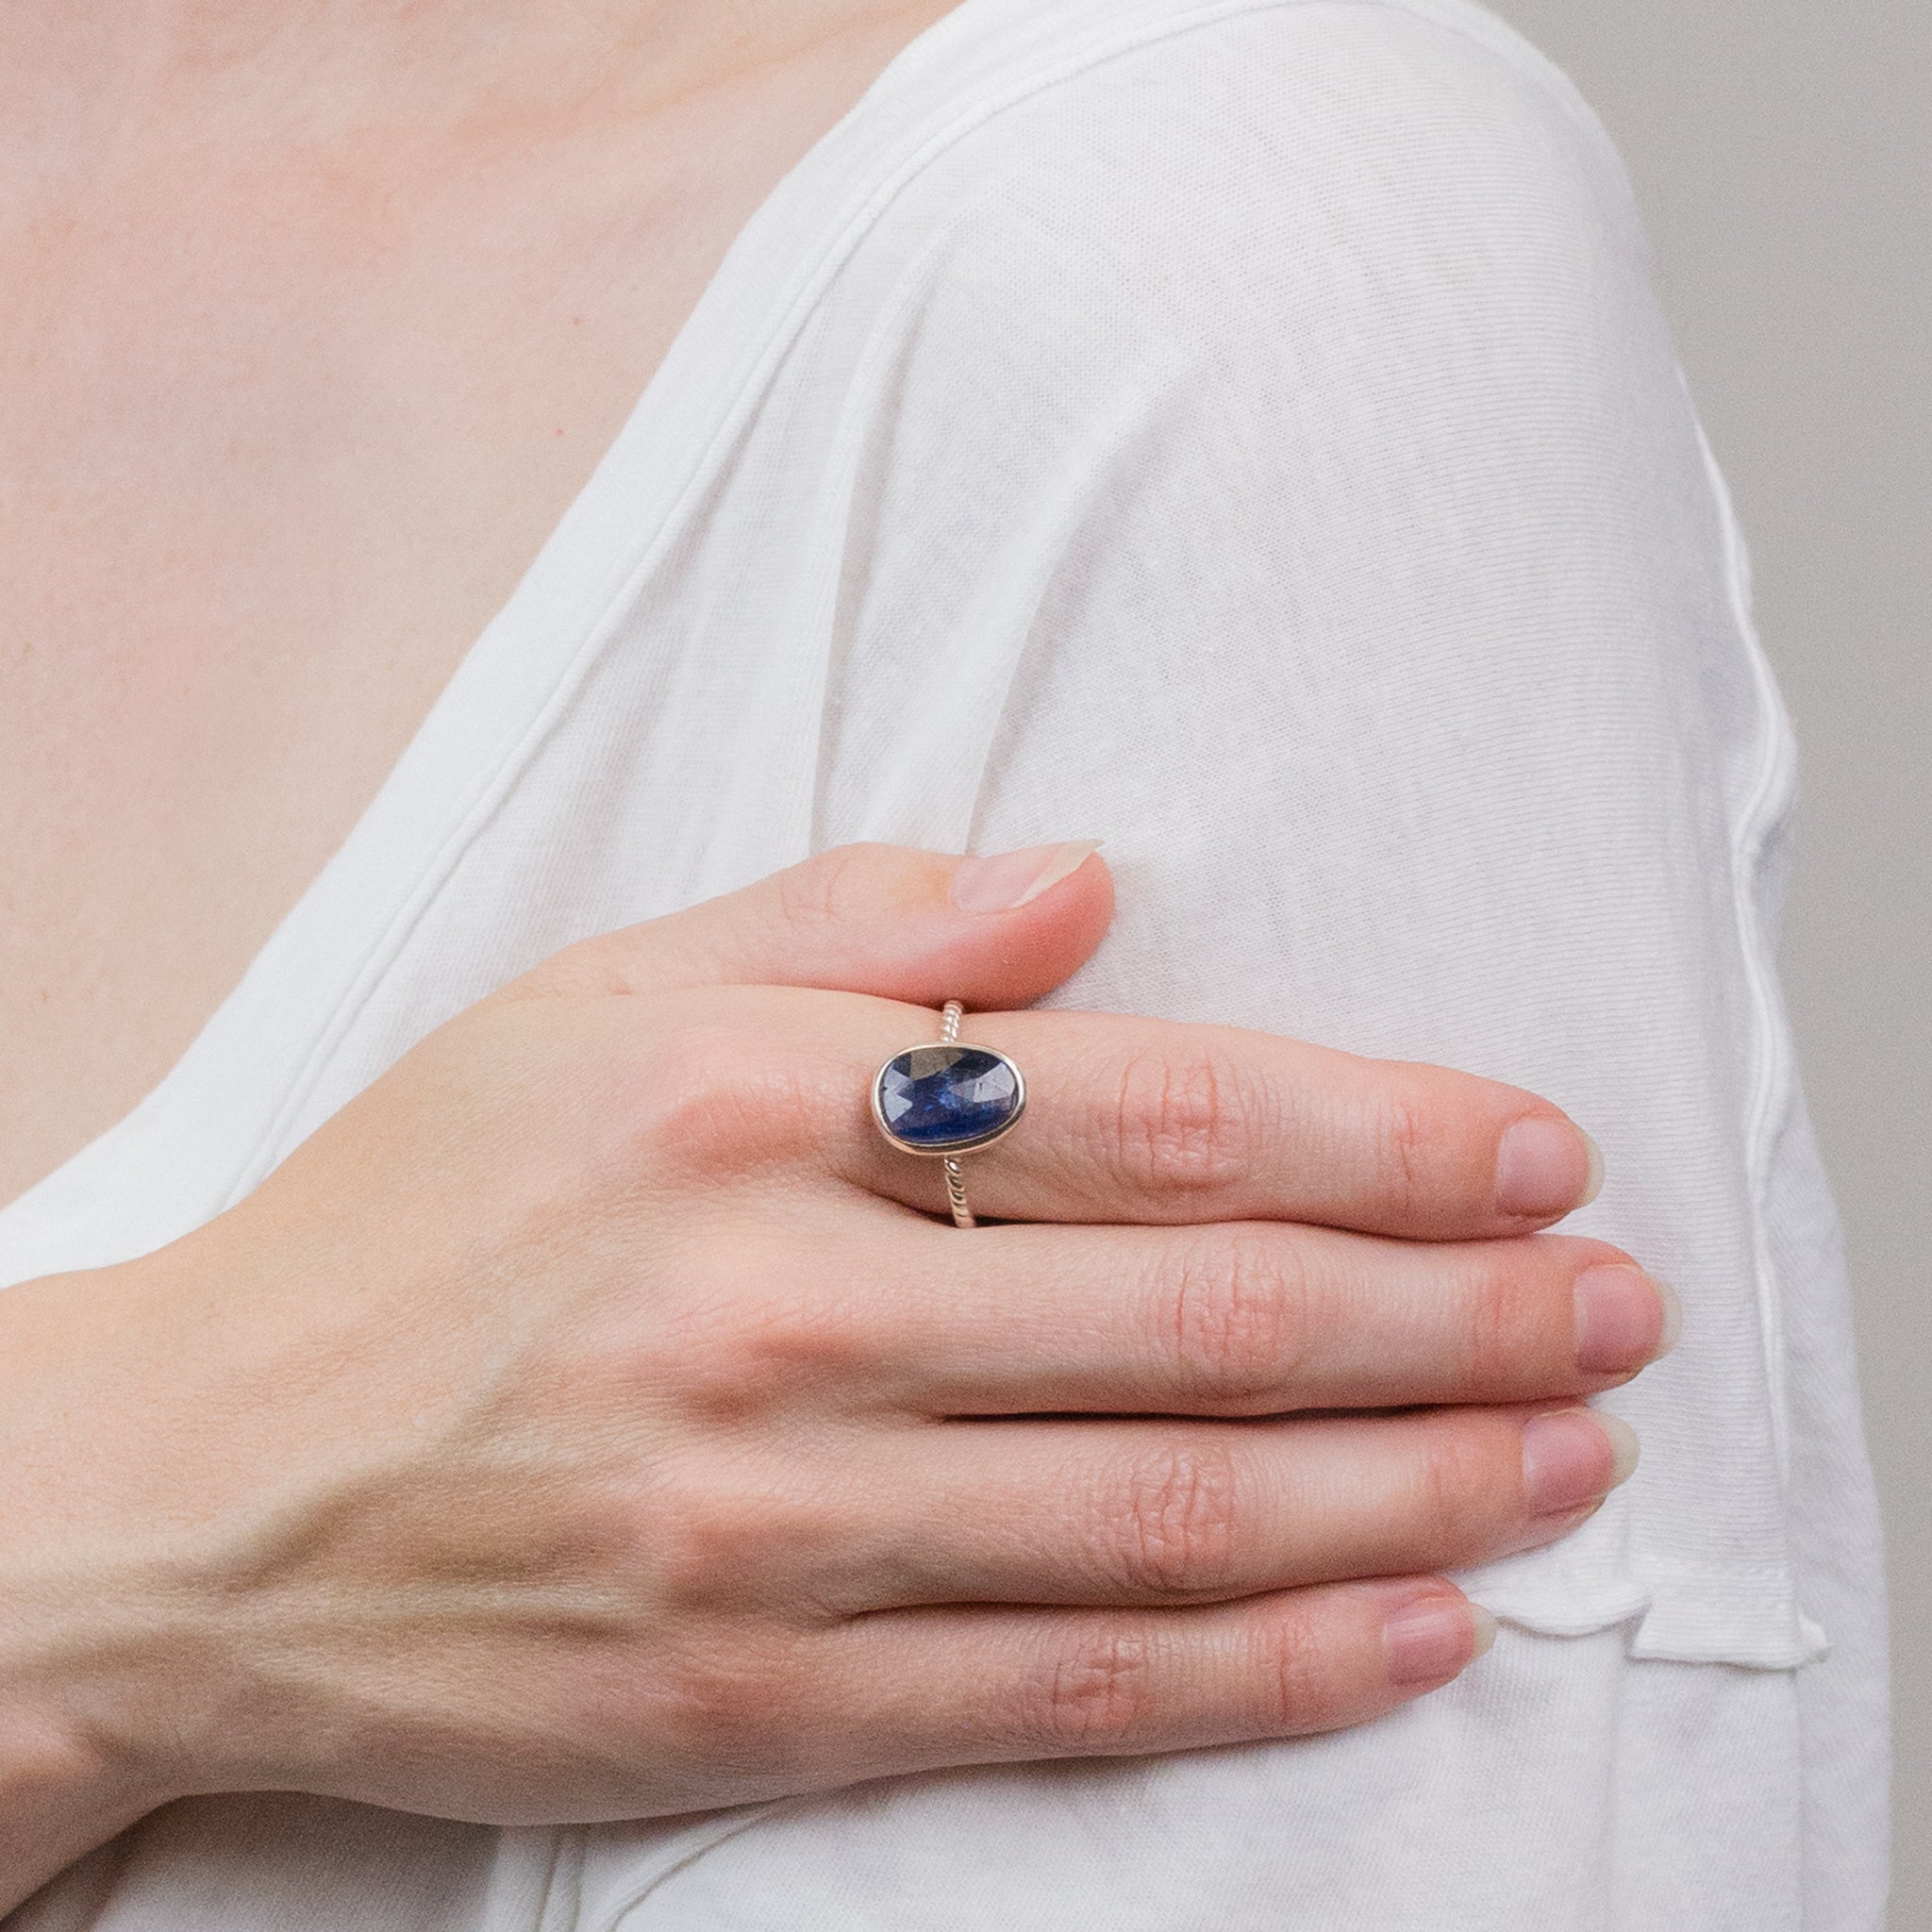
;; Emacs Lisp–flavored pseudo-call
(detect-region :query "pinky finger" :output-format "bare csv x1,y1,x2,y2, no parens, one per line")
824,1577,1495,1775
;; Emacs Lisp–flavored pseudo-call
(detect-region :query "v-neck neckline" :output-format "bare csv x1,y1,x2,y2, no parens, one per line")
0,0,1005,1268
0,0,1362,1276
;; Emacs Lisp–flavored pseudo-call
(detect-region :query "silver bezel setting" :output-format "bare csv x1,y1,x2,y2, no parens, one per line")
870,1046,1027,1158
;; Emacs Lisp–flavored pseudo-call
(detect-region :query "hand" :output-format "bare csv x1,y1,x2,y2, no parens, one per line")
0,841,1667,1903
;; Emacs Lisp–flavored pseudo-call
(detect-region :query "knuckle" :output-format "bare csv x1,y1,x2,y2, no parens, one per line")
1458,1249,1529,1381
1249,1605,1334,1731
636,1479,764,1606
635,1467,816,1607
622,1022,819,1177
1374,1079,1444,1209
1107,1045,1266,1193
1024,1626,1159,1747
656,1270,867,1425
1407,1424,1503,1549
621,1024,751,1158
1158,1228,1312,1403
773,843,885,936
649,1632,814,1768
1096,1440,1244,1598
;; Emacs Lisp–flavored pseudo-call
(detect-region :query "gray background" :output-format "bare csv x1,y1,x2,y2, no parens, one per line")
1487,0,1929,1918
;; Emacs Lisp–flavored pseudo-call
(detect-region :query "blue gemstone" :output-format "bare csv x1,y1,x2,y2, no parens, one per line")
876,1045,1023,1150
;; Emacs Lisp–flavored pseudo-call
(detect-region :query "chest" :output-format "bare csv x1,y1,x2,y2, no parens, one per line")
0,21,944,1208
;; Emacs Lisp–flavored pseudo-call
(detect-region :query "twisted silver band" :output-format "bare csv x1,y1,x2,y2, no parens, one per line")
937,1002,974,1229
871,999,1026,1230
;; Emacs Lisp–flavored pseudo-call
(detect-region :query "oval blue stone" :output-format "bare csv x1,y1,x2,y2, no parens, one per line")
876,1045,1022,1150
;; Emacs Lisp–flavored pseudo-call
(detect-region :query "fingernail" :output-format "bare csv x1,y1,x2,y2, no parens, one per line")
950,841,1102,913
1384,1592,1487,1688
1657,1276,1683,1355
1469,1603,1499,1659
1574,1265,1679,1373
1522,1407,1639,1515
1494,1118,1596,1218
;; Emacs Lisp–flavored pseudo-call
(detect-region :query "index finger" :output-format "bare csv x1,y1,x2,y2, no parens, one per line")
830,1005,1600,1241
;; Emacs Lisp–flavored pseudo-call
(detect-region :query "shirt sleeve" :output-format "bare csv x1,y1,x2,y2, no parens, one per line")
812,0,1878,1685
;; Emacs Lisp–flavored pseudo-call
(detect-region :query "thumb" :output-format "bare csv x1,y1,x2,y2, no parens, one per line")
519,841,1112,1011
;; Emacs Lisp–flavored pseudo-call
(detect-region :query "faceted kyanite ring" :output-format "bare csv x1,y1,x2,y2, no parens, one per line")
872,1001,1025,1228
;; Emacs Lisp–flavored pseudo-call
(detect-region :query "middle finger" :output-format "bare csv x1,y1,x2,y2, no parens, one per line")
848,1218,1677,1420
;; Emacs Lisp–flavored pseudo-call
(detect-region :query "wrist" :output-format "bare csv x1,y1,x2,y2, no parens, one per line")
0,1703,165,1915
0,1545,180,1913
0,1262,204,1908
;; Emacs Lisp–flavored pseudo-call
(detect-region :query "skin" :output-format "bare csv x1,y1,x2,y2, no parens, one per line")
0,842,1662,1912
0,4,1672,1917
0,0,960,1206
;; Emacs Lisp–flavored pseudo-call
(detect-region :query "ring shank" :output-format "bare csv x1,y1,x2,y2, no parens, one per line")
940,1005,972,1225
942,1155,974,1229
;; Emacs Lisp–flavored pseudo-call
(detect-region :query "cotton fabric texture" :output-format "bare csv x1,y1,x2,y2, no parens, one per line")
0,0,1889,1925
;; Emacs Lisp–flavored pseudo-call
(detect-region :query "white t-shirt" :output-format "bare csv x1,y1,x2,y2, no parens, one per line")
1,0,1888,1925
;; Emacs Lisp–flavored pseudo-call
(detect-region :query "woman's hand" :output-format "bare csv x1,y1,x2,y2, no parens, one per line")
0,842,1669,1905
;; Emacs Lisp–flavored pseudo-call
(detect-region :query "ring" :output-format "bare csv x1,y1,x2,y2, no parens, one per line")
872,1000,1026,1228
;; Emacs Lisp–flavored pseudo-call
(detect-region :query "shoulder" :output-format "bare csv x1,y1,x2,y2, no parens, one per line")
818,0,1681,501
868,0,1648,323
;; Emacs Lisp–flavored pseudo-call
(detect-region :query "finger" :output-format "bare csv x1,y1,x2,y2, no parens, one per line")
857,1220,1676,1417
814,1002,1601,1239
797,1406,1632,1614
508,840,1113,1011
808,1578,1492,1776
